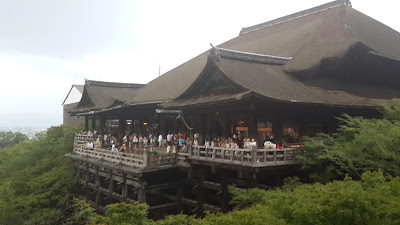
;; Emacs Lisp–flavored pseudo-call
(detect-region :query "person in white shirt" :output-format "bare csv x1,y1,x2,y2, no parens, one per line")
139,136,143,148
167,133,172,146
87,141,93,148
244,138,251,149
250,138,257,147
264,140,276,149
204,139,210,148
123,135,127,144
158,134,163,147
133,135,138,149
111,143,117,155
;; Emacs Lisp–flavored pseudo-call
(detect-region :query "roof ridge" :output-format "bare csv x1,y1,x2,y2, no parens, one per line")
85,79,145,88
240,0,352,35
211,47,291,65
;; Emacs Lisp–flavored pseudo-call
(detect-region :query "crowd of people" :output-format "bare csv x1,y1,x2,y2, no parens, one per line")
79,130,282,155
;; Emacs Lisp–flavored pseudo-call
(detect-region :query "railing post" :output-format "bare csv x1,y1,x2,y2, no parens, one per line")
251,146,257,164
143,146,149,168
274,149,277,162
284,149,287,161
263,150,267,162
175,146,179,165
189,145,193,158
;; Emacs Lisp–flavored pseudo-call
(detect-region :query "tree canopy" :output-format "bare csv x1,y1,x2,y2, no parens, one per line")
0,131,29,149
0,125,82,225
298,100,400,183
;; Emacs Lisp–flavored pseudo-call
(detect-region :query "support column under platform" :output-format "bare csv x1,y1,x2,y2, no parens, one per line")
70,148,301,218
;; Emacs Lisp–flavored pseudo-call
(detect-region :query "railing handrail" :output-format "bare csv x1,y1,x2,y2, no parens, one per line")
72,134,302,169
193,145,300,153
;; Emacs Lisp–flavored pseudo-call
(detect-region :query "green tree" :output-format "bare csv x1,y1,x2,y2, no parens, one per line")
298,101,400,183
91,202,149,225
0,124,82,224
0,131,28,149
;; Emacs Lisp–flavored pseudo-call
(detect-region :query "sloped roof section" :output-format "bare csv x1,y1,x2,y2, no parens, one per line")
129,1,400,106
214,57,389,107
70,80,145,113
239,0,352,35
164,50,392,108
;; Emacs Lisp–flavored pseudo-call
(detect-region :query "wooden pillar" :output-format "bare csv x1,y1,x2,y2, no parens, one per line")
75,166,81,178
95,166,100,209
222,113,230,139
99,117,105,142
122,174,128,200
248,111,257,143
85,163,90,200
189,114,195,140
160,115,166,136
177,178,184,212
91,116,96,130
143,148,149,168
251,172,258,187
138,178,146,203
199,115,205,144
272,118,283,144
118,119,126,143
196,175,204,217
108,170,114,204
85,116,89,131
206,113,212,140
220,170,229,213
173,118,179,134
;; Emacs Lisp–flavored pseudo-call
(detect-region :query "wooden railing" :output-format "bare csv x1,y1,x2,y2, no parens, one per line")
179,145,302,166
74,145,146,167
73,134,178,169
72,135,301,169
75,134,96,144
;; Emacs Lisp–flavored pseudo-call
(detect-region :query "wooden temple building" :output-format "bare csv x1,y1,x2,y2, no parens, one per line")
62,84,84,125
66,0,400,218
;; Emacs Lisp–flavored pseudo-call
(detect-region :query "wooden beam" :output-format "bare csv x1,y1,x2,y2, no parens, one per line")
149,202,178,211
138,178,146,203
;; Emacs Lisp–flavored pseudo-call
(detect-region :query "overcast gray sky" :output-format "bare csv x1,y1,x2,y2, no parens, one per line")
0,0,399,128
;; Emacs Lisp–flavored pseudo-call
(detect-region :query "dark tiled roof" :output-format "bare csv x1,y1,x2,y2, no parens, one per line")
240,0,352,35
214,57,387,107
164,56,390,108
70,80,145,113
128,3,400,106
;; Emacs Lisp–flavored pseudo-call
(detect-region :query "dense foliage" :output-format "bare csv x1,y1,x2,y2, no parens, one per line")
0,125,81,225
69,171,400,225
298,100,400,183
0,131,29,149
